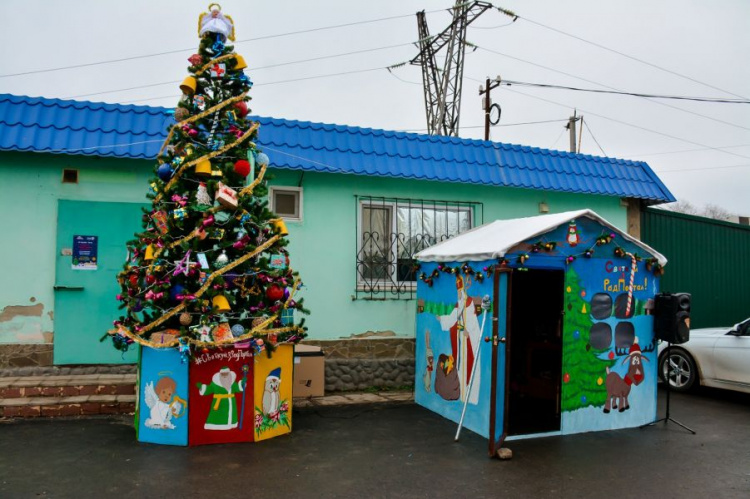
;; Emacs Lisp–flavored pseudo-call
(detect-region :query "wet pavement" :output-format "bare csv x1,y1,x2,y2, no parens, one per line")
1,387,748,498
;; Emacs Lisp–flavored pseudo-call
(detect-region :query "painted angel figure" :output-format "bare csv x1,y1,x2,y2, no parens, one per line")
144,377,177,429
199,4,235,41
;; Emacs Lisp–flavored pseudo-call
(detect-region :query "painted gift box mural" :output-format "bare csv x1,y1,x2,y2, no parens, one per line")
414,210,667,454
136,344,294,446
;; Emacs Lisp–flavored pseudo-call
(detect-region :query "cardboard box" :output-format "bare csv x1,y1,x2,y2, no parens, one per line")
293,344,325,398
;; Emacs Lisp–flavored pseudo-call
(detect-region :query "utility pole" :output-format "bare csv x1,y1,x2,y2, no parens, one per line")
566,111,581,153
480,76,503,141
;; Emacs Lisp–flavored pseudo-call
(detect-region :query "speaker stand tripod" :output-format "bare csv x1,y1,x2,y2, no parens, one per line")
640,342,695,434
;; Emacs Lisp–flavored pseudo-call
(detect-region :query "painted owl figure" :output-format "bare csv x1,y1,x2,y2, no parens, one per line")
262,367,281,415
199,3,236,41
566,220,580,246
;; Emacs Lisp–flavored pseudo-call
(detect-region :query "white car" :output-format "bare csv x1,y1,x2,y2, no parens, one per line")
658,317,750,393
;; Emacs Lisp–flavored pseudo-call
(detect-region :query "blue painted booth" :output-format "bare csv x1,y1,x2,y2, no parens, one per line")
414,209,667,455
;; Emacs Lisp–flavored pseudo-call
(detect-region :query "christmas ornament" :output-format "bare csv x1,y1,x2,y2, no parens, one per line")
215,250,229,268
563,373,571,383
196,182,212,207
173,250,193,276
199,4,235,41
145,273,156,285
233,159,250,177
193,94,206,111
169,284,186,304
212,295,231,312
144,244,156,261
188,54,203,66
151,211,169,234
180,76,197,95
246,149,256,178
210,63,226,78
212,322,233,341
215,182,238,209
256,152,269,166
252,317,267,329
231,324,245,337
206,112,220,148
171,208,187,220
272,219,289,236
566,220,580,246
179,312,192,326
128,274,139,288
174,107,189,121
265,284,284,302
234,54,248,71
157,163,174,181
195,159,212,177
234,100,248,117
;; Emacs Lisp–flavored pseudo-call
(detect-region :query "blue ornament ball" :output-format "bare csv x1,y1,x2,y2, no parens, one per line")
573,330,580,340
581,395,587,403
256,152,269,166
157,163,174,181
231,324,245,337
169,284,185,304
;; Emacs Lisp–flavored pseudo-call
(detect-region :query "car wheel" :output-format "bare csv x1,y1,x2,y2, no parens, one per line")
659,349,697,392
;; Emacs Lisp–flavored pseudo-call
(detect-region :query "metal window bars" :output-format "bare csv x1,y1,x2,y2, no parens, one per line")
355,195,483,300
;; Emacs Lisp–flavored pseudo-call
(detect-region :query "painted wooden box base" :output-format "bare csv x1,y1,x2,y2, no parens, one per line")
136,344,294,446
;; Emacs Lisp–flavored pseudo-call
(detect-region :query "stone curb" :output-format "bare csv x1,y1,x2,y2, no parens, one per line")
0,374,137,388
293,391,414,408
0,394,136,407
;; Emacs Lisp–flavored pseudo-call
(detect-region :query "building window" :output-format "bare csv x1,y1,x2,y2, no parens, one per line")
356,196,482,300
269,186,302,221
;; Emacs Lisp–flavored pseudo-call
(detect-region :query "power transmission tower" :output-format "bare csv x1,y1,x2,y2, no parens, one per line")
411,1,494,137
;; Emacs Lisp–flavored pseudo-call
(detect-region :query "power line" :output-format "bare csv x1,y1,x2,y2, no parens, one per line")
499,85,750,162
65,40,418,100
0,7,450,79
476,46,750,131
519,15,749,100
632,143,750,158
502,80,750,104
655,163,750,173
402,118,568,132
582,119,607,156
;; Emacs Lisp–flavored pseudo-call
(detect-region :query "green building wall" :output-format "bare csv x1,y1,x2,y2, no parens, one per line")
0,150,627,351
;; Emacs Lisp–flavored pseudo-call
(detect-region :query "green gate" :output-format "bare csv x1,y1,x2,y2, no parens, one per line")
641,208,750,328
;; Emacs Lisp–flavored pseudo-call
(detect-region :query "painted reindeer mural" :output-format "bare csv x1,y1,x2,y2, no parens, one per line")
603,337,655,413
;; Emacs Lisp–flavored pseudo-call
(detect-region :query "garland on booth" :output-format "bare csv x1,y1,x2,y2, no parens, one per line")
418,228,664,287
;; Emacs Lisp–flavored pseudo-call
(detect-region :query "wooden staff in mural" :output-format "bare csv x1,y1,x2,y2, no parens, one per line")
438,275,482,404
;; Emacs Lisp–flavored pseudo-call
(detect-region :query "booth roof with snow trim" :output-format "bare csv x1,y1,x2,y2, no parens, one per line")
413,210,665,454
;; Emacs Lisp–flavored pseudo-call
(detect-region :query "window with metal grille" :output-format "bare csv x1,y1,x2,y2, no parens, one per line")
355,196,482,300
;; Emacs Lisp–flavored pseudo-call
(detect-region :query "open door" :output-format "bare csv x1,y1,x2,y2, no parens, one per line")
488,269,510,456
506,268,564,437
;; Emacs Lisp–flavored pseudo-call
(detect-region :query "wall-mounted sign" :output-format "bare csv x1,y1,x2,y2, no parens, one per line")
72,235,98,270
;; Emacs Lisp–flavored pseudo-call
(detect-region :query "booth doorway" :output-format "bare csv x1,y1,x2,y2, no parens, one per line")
507,268,564,436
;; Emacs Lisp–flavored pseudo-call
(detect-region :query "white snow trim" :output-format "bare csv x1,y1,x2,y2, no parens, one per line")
415,209,667,266
203,422,239,430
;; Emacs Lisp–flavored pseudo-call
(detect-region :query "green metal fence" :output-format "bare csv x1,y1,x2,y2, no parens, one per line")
641,208,750,329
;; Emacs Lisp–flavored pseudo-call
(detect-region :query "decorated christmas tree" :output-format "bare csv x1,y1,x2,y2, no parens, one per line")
561,267,613,411
107,4,308,357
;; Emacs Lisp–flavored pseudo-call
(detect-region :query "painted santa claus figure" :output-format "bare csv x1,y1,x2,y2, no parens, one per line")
196,366,245,430
438,275,483,404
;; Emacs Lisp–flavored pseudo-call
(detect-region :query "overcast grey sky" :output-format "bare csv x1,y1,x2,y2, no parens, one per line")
1,1,748,214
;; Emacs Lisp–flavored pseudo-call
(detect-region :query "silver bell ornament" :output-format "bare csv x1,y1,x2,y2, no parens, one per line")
215,250,229,269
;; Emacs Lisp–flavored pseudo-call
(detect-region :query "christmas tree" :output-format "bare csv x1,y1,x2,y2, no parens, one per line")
107,5,308,356
560,267,613,411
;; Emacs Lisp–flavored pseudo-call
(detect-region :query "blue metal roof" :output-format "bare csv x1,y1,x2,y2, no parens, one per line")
0,93,674,202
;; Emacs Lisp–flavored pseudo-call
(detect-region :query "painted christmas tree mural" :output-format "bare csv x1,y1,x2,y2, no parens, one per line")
561,267,613,411
106,4,308,356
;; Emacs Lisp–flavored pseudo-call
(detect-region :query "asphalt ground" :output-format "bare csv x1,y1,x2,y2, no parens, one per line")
1,387,748,499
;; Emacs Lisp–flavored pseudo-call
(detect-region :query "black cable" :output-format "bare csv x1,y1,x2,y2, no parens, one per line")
0,8,449,78
502,80,750,104
476,46,750,131
582,119,607,156
519,16,749,100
